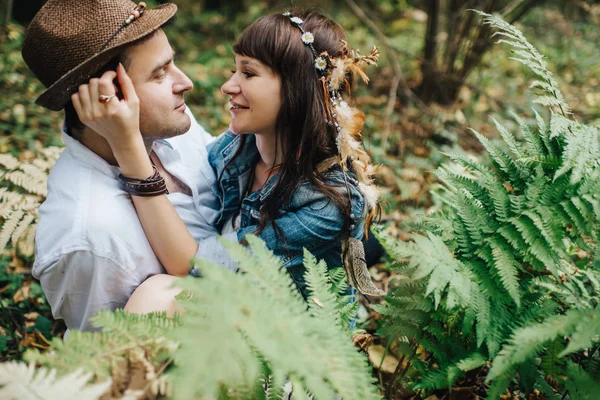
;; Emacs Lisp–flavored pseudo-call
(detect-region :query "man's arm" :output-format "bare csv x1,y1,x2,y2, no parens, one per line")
39,250,141,331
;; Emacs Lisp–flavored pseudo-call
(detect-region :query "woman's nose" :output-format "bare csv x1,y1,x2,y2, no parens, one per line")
221,75,240,96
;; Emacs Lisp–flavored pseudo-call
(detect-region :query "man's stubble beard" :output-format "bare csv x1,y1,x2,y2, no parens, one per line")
139,113,191,144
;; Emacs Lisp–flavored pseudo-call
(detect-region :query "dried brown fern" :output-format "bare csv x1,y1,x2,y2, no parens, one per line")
0,147,62,257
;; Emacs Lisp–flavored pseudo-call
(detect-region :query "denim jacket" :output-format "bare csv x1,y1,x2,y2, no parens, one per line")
207,131,366,295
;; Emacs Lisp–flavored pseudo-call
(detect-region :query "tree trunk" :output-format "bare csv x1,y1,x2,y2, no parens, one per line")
414,0,545,105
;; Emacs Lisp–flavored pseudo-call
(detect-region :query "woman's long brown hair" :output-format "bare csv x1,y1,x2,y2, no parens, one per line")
229,10,357,239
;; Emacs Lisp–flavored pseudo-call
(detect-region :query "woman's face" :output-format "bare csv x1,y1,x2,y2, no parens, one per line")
221,55,282,137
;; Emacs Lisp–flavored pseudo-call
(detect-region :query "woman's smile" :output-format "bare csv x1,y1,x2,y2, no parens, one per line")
229,100,249,112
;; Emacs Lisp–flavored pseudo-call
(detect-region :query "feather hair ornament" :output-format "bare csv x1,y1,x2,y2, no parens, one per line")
285,12,383,296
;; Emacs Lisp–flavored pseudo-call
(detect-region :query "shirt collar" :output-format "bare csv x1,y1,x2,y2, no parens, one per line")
61,126,177,179
61,126,121,178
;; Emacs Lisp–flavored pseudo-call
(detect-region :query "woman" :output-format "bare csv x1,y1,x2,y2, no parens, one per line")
73,10,382,312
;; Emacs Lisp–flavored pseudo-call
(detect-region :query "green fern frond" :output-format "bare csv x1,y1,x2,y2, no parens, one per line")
304,249,343,326
539,339,566,381
492,117,524,160
456,352,487,372
476,11,571,115
512,112,547,159
488,237,521,306
554,119,600,184
470,128,527,182
169,236,380,400
510,216,559,275
560,308,600,357
487,309,583,381
564,361,600,400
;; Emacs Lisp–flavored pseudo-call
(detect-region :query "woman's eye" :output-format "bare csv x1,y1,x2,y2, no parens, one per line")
231,69,237,74
243,71,255,78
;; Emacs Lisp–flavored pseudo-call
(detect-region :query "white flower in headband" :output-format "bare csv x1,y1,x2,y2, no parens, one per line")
282,11,291,16
315,57,328,71
301,32,315,44
290,17,304,25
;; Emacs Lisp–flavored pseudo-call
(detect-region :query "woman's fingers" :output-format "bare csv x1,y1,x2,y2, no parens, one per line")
116,63,139,104
98,70,118,100
71,92,83,117
77,83,91,117
88,78,100,116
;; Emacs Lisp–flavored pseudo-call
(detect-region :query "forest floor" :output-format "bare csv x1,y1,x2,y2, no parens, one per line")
1,2,600,397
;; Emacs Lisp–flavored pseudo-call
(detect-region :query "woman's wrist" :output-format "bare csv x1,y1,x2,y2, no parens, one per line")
111,135,154,178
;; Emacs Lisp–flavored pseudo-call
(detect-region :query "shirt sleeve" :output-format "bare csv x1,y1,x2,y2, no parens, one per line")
194,231,239,272
38,250,140,331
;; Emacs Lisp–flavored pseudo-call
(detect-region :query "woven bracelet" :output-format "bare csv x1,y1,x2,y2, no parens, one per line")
118,166,169,196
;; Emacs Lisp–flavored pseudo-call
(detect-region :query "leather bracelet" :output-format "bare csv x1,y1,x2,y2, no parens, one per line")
118,165,169,196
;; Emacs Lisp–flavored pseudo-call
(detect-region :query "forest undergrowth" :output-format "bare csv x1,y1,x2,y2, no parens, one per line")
2,1,600,399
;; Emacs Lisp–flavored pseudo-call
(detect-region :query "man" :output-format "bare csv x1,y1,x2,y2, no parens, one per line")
22,0,233,331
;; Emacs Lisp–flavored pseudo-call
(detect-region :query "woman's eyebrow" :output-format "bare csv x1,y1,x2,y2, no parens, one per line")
240,59,260,67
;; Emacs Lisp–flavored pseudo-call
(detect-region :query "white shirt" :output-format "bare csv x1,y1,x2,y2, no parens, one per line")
33,110,236,331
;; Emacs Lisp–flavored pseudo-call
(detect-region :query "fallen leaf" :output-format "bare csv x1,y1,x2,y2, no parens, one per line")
368,344,400,374
13,282,30,303
352,332,373,351
24,312,39,321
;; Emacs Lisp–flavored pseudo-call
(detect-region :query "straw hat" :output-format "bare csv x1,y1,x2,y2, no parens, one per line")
22,0,177,111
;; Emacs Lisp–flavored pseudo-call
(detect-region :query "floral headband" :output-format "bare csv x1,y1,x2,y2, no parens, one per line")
283,12,328,71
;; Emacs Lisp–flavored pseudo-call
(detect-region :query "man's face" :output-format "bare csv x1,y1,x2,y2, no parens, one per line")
125,30,193,142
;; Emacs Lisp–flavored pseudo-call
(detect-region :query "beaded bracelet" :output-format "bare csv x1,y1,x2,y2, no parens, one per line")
118,165,169,196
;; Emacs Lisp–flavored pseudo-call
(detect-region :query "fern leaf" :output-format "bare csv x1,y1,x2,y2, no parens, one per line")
0,209,24,251
304,249,340,323
487,310,581,381
477,11,571,115
11,214,34,247
170,236,380,400
492,117,523,160
470,128,526,182
456,352,487,372
0,362,111,400
564,361,600,400
511,112,545,161
488,237,521,307
559,308,600,357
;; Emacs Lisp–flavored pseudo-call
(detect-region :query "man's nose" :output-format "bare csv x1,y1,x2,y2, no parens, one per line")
173,65,193,94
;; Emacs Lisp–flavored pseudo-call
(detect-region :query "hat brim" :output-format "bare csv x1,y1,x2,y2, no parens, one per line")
35,4,177,111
